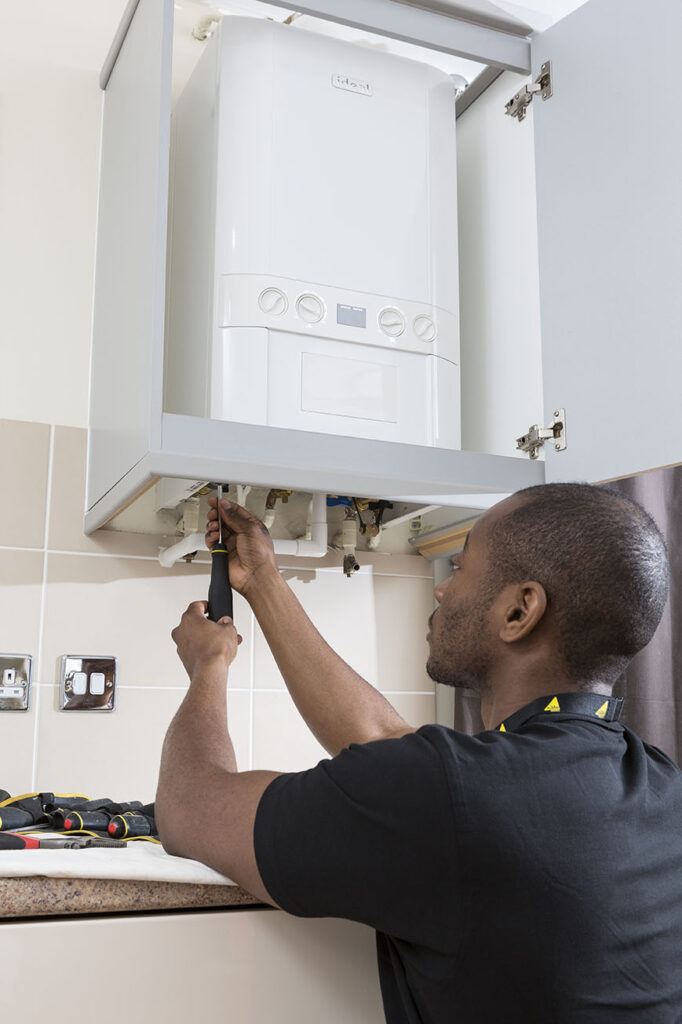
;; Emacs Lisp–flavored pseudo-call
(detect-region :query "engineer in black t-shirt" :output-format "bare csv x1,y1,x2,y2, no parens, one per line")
156,482,682,1023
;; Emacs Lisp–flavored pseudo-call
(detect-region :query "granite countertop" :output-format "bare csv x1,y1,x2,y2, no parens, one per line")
0,842,265,919
0,875,263,918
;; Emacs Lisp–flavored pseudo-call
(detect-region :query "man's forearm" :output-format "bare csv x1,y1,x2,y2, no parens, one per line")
156,661,236,857
248,570,412,755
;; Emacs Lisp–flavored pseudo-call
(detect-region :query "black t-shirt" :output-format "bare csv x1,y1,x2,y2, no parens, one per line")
254,692,682,1023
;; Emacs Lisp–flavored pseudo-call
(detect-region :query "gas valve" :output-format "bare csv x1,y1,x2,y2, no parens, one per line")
341,513,360,577
265,488,292,509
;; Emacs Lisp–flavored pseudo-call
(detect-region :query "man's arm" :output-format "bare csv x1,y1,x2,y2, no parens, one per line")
206,499,414,756
155,601,281,905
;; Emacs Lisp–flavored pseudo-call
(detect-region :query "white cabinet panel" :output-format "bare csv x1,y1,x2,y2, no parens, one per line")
534,0,682,483
0,910,385,1022
88,0,172,510
457,70,544,461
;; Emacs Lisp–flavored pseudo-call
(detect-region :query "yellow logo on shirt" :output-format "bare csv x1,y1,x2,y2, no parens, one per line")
594,701,609,719
544,697,561,712
499,723,506,732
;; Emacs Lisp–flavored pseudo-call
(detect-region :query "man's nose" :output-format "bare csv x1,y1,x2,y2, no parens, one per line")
434,578,450,603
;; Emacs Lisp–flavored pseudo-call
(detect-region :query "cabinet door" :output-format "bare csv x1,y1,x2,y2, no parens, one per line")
88,0,173,510
533,0,682,483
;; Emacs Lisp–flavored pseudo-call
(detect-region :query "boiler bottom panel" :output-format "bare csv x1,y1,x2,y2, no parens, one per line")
211,328,460,449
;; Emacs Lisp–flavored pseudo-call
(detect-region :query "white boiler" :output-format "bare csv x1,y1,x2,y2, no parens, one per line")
165,16,460,449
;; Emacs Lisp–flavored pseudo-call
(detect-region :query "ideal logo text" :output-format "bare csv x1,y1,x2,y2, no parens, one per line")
331,73,372,97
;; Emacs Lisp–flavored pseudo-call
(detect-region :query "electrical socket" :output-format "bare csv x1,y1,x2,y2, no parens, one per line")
0,655,33,711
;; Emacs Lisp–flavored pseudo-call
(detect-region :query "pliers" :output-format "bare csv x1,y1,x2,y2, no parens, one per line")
0,832,127,850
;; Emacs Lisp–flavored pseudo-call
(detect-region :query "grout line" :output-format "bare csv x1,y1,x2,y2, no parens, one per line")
47,549,166,561
33,682,252,693
250,688,436,696
0,544,432,579
29,685,41,790
31,424,55,790
277,566,433,580
0,545,43,553
248,610,256,771
30,679,430,696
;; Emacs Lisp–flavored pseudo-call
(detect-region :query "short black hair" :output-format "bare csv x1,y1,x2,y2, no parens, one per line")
485,482,670,686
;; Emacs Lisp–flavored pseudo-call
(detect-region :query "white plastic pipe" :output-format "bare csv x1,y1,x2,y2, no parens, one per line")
159,532,206,568
158,493,328,566
275,492,328,557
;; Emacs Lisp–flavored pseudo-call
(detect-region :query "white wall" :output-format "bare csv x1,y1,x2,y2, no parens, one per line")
457,71,544,459
0,1,127,428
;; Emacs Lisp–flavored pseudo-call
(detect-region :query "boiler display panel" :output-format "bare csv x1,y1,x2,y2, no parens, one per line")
337,304,366,328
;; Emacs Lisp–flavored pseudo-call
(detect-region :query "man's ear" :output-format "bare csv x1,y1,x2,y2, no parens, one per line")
498,582,548,643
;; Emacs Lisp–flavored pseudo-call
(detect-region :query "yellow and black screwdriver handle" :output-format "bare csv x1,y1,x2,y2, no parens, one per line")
208,483,234,623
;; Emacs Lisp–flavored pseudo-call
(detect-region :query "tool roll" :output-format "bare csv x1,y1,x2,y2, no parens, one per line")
0,790,158,842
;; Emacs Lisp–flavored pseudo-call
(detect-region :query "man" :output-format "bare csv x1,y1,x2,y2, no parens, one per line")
156,483,682,1023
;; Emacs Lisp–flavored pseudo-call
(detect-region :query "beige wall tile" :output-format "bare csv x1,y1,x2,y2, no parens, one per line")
252,691,329,773
0,698,37,797
254,569,435,692
373,575,434,691
49,427,179,557
0,549,43,657
253,569,378,691
0,420,50,548
42,554,252,688
251,690,436,775
389,692,437,730
34,686,251,803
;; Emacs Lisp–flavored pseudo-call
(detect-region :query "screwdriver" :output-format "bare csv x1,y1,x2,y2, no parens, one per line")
108,813,155,839
63,811,113,832
208,482,234,623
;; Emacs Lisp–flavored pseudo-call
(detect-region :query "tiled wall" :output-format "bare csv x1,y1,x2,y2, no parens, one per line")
0,420,436,804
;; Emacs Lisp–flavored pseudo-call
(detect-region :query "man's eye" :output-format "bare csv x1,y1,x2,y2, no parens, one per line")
451,563,461,572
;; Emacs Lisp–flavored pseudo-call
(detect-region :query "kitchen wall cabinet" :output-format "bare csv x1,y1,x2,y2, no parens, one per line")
86,0,681,532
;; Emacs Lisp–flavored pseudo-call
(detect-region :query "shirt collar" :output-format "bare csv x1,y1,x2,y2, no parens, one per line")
495,692,624,733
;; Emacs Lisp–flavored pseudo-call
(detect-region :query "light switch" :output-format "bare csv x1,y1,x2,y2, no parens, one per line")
72,671,87,695
60,656,116,711
89,672,106,695
0,655,32,711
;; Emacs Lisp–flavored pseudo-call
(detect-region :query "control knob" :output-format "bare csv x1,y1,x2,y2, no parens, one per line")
258,287,288,317
413,314,437,343
378,307,405,338
296,292,325,324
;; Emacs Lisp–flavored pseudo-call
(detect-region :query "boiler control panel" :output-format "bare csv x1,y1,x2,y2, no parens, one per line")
220,274,459,364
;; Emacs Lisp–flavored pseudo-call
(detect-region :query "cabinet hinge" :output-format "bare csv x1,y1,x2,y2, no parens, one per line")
516,408,566,460
505,61,552,122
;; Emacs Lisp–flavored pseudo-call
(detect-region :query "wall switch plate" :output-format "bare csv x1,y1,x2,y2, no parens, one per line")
60,656,116,711
0,655,33,711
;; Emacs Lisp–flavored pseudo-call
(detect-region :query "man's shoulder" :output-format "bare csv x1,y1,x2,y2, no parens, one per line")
415,721,519,759
413,718,625,787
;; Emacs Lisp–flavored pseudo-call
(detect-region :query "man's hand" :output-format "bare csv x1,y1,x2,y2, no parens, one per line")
206,499,279,598
171,601,242,680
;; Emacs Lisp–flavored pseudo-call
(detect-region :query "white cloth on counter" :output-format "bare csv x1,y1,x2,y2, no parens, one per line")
0,839,235,886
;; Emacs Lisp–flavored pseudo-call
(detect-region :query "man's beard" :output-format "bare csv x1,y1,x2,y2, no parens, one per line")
426,597,492,693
